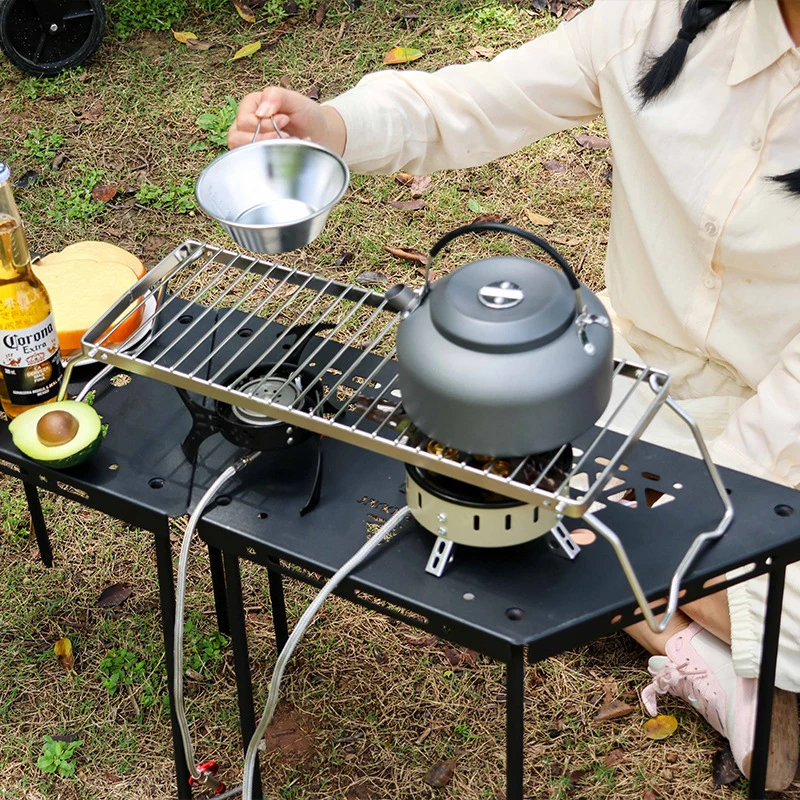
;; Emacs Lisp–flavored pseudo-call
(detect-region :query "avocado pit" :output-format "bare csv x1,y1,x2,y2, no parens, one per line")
36,409,80,447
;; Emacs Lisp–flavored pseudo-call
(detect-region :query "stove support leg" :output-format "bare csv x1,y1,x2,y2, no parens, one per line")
547,521,580,561
207,545,230,635
267,566,289,653
23,482,53,568
506,645,525,800
747,562,786,800
223,552,263,800
425,536,455,577
153,520,194,799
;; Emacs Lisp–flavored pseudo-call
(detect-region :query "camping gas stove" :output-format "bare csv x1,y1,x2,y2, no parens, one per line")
68,240,734,633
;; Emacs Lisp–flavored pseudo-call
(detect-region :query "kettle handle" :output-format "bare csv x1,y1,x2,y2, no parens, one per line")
427,221,581,292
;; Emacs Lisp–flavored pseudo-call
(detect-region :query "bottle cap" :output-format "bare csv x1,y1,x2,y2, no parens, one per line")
0,163,9,186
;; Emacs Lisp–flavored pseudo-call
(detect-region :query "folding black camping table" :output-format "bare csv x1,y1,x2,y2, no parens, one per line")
0,299,798,800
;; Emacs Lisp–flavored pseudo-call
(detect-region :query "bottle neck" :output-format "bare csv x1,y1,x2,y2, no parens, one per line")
0,215,32,282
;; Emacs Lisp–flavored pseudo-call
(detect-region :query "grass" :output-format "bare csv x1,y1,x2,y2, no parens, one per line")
0,1,790,798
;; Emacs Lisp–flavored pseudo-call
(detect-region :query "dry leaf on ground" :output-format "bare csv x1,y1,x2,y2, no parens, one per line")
233,41,261,60
384,246,427,266
54,638,75,673
232,0,256,22
712,746,742,786
424,758,456,787
575,133,611,149
593,699,634,721
525,211,554,226
357,271,388,286
643,714,678,740
384,199,426,211
96,582,132,607
306,85,321,101
173,31,198,43
91,184,118,203
542,159,568,172
315,3,327,26
384,47,423,65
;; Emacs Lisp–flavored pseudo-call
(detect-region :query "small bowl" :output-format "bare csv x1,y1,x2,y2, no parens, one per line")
195,138,350,254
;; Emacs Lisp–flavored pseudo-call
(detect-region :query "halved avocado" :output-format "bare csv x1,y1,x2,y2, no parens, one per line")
8,400,104,469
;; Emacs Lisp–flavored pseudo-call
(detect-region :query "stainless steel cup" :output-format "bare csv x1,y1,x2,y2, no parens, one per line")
195,138,350,254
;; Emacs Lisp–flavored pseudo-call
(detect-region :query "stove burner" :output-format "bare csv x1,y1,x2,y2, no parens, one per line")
229,375,303,427
175,321,340,517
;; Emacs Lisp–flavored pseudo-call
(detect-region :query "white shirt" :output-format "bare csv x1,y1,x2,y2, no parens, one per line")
326,0,800,487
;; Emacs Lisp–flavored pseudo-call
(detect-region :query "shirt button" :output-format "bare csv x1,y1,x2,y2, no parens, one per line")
704,221,718,236
750,136,763,149
703,275,716,289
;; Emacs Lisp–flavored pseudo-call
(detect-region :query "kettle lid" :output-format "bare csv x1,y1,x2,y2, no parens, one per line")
428,255,576,353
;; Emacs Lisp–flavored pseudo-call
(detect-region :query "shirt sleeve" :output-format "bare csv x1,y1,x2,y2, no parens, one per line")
709,332,800,489
324,4,609,175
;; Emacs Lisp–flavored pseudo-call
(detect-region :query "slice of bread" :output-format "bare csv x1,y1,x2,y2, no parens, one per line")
37,240,145,278
33,251,146,353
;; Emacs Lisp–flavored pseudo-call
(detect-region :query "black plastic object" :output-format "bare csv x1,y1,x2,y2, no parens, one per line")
0,0,105,76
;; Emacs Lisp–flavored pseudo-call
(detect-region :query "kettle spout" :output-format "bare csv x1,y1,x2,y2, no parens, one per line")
385,284,420,314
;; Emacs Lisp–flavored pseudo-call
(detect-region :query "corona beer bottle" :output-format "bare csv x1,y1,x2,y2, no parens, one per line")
0,163,63,418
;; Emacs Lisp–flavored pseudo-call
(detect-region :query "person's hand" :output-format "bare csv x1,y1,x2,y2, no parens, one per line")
227,87,346,154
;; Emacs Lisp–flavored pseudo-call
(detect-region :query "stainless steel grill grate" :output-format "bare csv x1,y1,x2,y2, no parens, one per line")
72,241,692,517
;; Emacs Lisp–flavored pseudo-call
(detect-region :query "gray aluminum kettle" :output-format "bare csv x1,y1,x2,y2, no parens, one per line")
385,222,614,457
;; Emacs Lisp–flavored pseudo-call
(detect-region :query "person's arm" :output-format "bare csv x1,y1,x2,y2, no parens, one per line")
710,333,800,488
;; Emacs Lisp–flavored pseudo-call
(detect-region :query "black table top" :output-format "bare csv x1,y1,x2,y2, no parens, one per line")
2,300,799,663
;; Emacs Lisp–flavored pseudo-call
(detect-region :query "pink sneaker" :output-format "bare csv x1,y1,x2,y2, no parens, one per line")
641,622,798,790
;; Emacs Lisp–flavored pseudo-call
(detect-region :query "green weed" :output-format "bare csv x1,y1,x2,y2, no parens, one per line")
196,96,239,149
135,178,197,213
54,167,106,222
23,129,65,164
106,0,189,39
184,617,229,672
458,1,519,33
260,0,317,25
98,648,161,710
37,735,82,778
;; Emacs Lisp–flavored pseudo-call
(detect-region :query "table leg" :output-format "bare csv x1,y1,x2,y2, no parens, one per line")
223,551,263,800
506,645,525,800
153,520,194,799
747,563,787,800
207,545,230,635
23,482,53,568
267,566,289,653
